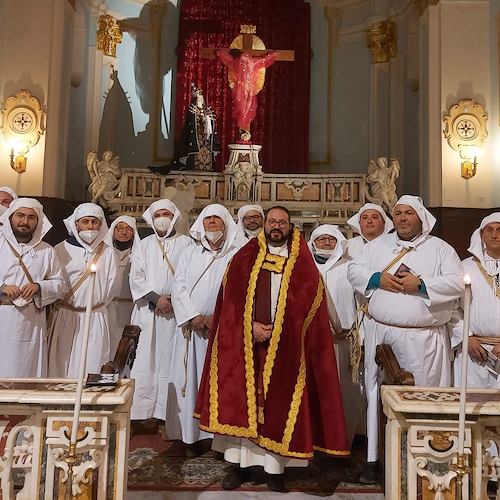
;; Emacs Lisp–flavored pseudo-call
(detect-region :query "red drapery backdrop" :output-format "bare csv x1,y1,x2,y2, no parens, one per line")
174,0,311,173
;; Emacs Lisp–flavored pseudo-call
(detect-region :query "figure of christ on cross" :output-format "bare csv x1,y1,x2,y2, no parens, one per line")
201,25,294,142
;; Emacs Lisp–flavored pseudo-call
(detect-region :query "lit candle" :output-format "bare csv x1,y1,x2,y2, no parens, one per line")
70,263,97,444
458,275,472,455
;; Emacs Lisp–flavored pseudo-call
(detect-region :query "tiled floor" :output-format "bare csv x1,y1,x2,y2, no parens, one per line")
127,492,385,500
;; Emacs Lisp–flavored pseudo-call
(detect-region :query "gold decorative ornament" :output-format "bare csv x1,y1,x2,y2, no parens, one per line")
1,90,46,174
96,15,122,58
367,21,397,64
443,99,488,179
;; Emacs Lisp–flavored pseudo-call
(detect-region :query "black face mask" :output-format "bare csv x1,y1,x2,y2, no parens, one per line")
114,238,133,251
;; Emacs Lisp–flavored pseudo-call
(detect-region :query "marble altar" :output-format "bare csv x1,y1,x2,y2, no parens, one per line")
382,385,500,500
0,378,134,500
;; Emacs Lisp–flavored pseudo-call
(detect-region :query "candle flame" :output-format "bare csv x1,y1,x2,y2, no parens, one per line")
90,264,97,272
464,275,471,285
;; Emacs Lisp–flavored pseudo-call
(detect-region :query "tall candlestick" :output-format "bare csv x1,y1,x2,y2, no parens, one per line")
458,275,472,455
70,263,97,444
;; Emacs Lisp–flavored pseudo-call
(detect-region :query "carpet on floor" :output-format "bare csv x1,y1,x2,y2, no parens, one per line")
128,434,383,495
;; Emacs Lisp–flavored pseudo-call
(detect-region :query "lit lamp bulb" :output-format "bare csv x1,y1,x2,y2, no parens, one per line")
8,140,27,174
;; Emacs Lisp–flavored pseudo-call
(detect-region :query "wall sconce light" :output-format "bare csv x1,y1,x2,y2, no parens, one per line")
1,90,45,174
443,99,488,180
459,145,479,180
9,140,28,174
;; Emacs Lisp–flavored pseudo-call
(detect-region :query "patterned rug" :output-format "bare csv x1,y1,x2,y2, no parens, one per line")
128,433,383,494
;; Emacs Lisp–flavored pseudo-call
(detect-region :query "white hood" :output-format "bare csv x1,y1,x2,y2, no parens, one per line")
105,215,140,250
0,198,52,255
393,195,436,250
468,212,500,274
347,202,393,241
142,199,181,239
308,224,347,273
190,203,245,256
237,204,264,237
63,203,109,253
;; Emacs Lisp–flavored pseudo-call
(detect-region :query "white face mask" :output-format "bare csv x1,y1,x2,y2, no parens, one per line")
79,230,99,244
153,217,172,233
314,247,335,259
206,230,224,243
0,205,7,217
245,227,262,238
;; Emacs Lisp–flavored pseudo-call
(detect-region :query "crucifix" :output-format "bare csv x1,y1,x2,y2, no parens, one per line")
201,25,294,141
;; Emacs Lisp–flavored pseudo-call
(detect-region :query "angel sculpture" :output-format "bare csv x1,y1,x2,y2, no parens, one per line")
86,150,122,208
366,157,400,213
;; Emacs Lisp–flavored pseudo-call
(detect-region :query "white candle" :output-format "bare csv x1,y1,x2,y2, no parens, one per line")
458,275,472,455
70,263,97,445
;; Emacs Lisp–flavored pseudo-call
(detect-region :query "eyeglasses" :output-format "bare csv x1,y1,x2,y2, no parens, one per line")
115,225,134,234
267,219,289,228
315,236,337,244
243,215,262,222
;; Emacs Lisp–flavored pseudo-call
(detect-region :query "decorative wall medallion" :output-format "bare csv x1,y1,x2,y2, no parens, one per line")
1,90,45,153
443,99,488,156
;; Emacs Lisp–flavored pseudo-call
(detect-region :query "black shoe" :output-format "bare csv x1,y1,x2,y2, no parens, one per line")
221,466,250,490
359,461,379,485
185,441,203,458
267,473,286,492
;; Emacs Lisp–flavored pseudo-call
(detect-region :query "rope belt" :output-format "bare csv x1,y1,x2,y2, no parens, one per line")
52,300,105,313
112,297,133,303
472,335,500,345
0,301,14,306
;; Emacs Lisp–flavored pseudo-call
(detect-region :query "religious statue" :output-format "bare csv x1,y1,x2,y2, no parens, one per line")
149,84,220,174
201,25,294,142
87,150,122,208
216,49,278,140
366,157,400,213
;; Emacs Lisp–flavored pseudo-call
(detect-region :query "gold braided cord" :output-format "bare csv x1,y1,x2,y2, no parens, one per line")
262,227,301,398
471,335,500,345
282,279,323,448
473,257,500,300
313,445,351,456
254,435,314,458
208,332,220,429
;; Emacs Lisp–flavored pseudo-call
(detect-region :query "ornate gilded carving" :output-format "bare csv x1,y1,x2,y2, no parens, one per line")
367,21,397,64
96,15,122,58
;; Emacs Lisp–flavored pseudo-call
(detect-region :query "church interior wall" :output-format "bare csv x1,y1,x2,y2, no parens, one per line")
439,1,492,209
490,1,500,207
309,2,330,170
0,0,53,196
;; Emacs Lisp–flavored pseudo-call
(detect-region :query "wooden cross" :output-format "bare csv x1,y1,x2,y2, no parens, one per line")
201,24,294,61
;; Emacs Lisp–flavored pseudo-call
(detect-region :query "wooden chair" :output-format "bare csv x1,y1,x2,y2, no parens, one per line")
100,325,141,377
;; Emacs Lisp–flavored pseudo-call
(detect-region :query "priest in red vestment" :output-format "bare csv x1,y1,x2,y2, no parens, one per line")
194,206,349,492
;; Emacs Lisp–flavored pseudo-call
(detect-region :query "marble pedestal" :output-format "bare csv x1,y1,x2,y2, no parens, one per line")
224,143,263,202
0,378,134,500
382,385,500,500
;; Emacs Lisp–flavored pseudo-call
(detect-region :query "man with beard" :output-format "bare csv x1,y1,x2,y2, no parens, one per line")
348,195,464,484
237,205,264,240
195,206,349,492
48,203,117,378
0,198,66,377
